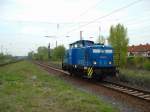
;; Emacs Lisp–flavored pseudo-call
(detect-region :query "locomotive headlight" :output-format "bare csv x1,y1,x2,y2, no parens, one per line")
93,61,97,65
109,61,112,64
84,67,87,69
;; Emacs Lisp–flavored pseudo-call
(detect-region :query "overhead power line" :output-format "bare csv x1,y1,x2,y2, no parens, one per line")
65,0,143,35
2,10,150,26
73,0,105,19
68,0,105,29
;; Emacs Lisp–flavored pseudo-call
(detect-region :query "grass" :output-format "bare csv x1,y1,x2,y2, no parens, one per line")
119,68,150,89
0,61,118,112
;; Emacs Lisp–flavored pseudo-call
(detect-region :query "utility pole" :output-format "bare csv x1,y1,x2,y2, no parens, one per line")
99,26,101,42
98,26,105,44
80,31,83,40
99,26,101,36
48,43,50,60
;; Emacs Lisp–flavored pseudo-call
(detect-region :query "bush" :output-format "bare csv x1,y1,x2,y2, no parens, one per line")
51,45,65,61
133,56,145,68
143,59,150,71
127,56,146,69
120,68,150,89
127,57,134,67
0,53,4,60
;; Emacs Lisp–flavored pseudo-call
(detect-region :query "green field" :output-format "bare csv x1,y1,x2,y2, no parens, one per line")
0,61,118,112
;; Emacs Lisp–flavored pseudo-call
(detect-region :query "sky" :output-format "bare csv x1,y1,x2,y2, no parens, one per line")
0,0,150,56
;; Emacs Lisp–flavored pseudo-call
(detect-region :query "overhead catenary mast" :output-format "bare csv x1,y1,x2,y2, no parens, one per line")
48,43,50,59
80,31,83,40
98,26,101,43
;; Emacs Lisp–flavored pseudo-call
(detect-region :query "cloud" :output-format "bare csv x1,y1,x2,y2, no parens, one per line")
0,0,150,55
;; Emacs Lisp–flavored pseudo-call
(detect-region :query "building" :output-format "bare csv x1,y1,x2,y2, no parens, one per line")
128,44,150,57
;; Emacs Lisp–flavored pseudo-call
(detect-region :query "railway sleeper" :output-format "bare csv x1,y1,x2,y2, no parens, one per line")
144,97,150,100
139,94,150,98
132,92,144,96
139,95,150,98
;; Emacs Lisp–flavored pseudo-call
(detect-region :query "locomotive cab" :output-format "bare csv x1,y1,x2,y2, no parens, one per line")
69,40,94,48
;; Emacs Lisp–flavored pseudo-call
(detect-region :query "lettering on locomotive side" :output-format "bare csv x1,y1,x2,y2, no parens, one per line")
105,50,113,53
93,49,113,54
93,49,104,53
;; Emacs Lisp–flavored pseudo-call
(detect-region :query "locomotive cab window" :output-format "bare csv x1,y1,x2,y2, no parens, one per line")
69,44,73,48
74,44,78,48
77,43,83,47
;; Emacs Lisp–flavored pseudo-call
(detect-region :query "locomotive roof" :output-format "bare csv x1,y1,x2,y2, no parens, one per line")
70,40,94,45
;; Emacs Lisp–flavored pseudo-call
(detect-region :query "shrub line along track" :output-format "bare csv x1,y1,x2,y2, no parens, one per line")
35,61,150,102
0,60,23,67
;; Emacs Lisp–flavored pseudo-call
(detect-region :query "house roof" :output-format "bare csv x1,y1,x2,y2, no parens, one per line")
128,43,150,52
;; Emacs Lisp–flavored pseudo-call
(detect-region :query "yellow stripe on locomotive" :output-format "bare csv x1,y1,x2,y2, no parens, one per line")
87,67,93,78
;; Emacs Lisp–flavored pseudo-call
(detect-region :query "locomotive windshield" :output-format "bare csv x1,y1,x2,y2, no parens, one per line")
84,41,94,46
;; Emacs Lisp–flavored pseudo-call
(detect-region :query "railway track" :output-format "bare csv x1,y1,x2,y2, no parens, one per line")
100,81,150,101
35,61,150,102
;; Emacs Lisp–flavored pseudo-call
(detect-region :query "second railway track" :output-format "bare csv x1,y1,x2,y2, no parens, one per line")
35,61,150,102
100,81,150,101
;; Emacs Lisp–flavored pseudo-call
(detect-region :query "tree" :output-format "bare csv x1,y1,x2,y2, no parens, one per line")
28,51,34,60
108,24,129,67
37,47,49,61
27,45,66,61
51,45,65,61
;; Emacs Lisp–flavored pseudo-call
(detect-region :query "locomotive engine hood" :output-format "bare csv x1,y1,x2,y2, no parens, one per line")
89,44,114,67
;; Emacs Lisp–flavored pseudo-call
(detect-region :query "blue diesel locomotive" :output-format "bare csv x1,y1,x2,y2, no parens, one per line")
62,40,116,80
